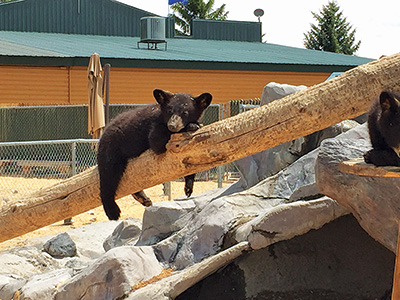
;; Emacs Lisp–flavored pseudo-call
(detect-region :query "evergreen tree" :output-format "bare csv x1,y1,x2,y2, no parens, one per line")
304,1,360,55
171,0,228,35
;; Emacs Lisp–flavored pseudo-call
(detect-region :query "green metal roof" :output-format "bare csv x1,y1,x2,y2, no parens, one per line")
0,30,373,72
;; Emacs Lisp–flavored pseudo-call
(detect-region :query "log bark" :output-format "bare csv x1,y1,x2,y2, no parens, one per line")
1,54,400,243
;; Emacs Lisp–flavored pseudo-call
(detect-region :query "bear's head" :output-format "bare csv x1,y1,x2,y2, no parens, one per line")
378,90,400,156
153,89,212,132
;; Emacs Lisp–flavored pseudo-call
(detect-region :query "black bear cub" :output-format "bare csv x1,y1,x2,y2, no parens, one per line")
364,90,400,167
97,89,212,220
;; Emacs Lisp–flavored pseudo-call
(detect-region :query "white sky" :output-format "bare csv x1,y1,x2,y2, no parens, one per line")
119,0,400,59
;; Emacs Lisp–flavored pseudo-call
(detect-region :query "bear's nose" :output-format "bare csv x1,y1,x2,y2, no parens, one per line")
167,114,185,132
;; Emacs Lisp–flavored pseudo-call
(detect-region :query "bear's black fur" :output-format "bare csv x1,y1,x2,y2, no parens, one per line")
364,91,400,166
97,89,212,220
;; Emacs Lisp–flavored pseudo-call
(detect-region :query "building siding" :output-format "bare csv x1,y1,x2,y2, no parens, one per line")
0,65,330,106
0,0,154,36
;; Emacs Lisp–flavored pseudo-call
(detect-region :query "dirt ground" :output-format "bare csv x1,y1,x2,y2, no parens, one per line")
0,176,234,252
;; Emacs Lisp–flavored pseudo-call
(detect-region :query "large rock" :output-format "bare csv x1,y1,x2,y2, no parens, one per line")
233,197,348,250
127,242,250,300
20,269,72,300
153,193,285,269
54,246,162,300
316,137,400,252
176,215,395,300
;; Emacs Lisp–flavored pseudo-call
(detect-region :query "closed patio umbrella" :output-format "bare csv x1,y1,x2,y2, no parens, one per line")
87,53,105,139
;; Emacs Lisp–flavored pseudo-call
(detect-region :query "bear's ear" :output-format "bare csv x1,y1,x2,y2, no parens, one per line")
154,89,174,105
194,93,212,110
380,91,400,112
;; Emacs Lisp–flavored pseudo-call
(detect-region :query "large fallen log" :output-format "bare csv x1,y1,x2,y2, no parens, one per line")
1,54,400,243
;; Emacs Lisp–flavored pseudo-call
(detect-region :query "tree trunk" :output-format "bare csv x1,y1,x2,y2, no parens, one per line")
1,54,400,243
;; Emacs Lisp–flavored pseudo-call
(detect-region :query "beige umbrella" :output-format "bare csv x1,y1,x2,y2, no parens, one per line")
87,53,105,139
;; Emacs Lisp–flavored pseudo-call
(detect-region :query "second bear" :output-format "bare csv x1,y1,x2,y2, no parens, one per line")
364,90,400,166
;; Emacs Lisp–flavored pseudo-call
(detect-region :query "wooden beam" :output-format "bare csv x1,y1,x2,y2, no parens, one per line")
1,54,400,243
339,158,400,178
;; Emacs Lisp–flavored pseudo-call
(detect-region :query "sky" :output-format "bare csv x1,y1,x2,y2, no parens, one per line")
119,0,400,59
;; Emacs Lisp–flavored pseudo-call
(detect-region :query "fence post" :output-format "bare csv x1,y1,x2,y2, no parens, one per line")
163,181,172,200
71,141,77,177
65,141,77,225
217,104,228,188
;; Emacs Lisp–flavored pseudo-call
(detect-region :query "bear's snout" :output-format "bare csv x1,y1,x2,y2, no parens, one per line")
167,114,185,132
393,145,400,158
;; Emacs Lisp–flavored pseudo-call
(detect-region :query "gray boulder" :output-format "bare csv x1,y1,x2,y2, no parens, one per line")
316,137,400,252
154,193,285,269
136,185,244,249
138,200,197,246
43,233,76,258
233,197,349,250
103,218,142,251
0,274,26,300
0,246,60,278
260,81,307,105
54,246,162,300
20,269,72,300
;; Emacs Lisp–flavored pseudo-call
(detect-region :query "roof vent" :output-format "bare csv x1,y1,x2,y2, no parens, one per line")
138,17,167,50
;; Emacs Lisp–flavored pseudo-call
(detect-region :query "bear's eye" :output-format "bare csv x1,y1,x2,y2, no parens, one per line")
183,111,189,117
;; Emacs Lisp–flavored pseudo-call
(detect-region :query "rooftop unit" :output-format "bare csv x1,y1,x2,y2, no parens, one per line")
138,16,167,50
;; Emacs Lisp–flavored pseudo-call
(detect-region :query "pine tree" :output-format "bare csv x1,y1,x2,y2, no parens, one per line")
170,0,228,35
304,1,360,55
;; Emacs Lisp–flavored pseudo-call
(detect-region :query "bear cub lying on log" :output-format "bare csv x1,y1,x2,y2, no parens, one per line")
364,90,400,166
97,89,212,220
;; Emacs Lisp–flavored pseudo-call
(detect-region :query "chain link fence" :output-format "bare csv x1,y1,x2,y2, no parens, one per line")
0,103,256,204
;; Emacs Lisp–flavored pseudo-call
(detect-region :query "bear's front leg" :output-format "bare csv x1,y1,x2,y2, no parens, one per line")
181,122,200,198
364,149,400,166
149,126,171,155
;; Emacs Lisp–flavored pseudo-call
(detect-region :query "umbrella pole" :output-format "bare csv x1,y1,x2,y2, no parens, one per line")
104,63,111,125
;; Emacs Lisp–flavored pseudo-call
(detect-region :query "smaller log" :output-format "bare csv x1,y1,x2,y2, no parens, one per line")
392,222,400,300
338,158,400,178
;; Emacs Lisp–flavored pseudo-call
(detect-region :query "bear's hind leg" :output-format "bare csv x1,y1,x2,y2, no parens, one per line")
184,174,195,197
132,191,152,207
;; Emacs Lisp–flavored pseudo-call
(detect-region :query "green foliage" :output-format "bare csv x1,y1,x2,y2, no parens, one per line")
170,0,229,35
304,1,360,55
